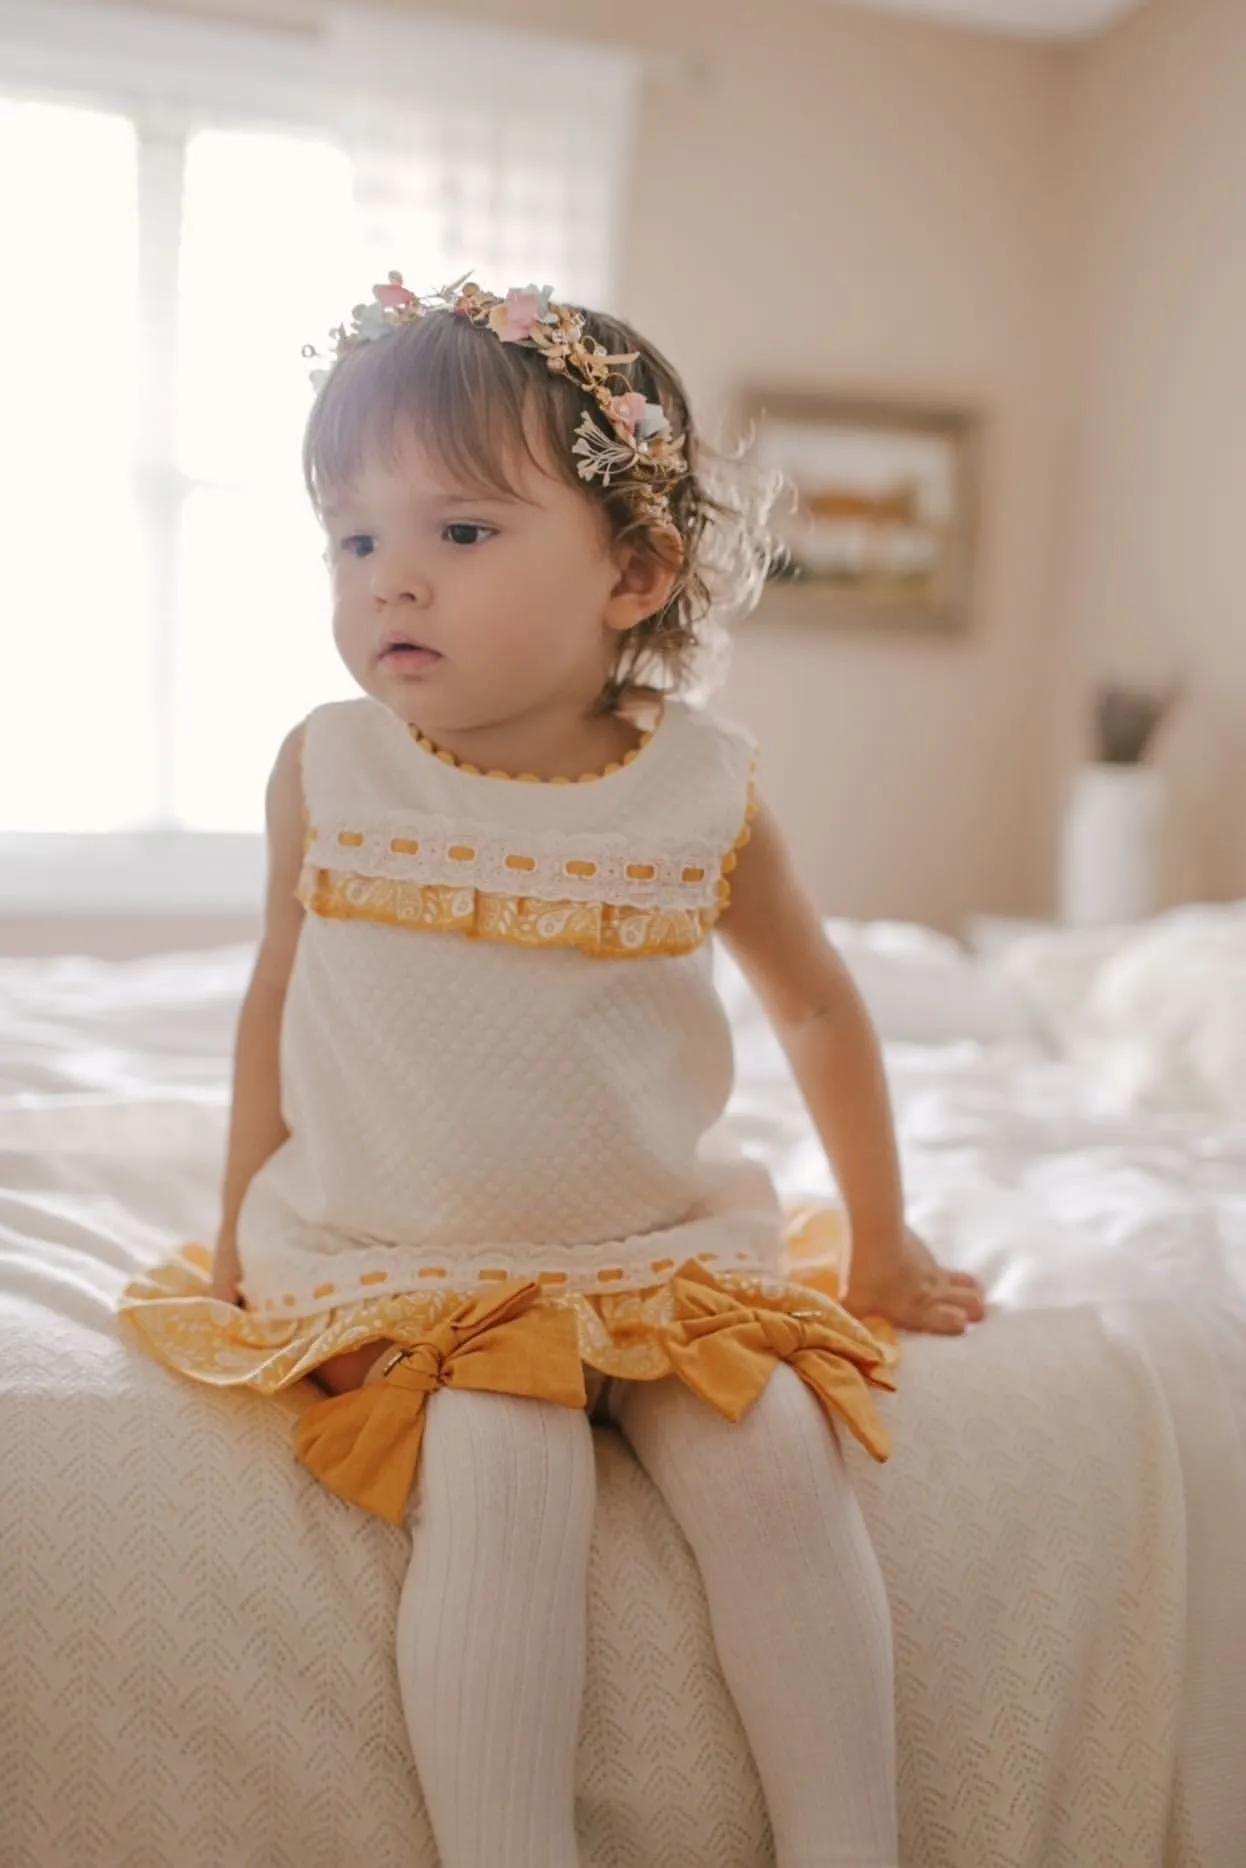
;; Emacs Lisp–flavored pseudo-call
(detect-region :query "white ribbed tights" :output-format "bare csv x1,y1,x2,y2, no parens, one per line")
394,1369,896,1868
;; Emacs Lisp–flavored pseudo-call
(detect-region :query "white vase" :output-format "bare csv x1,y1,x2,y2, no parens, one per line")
1058,763,1167,926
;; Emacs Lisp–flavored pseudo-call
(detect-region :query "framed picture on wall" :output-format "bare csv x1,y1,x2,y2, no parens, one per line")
743,392,981,634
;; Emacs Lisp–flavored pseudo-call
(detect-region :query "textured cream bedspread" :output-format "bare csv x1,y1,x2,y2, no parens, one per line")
2,946,1246,1867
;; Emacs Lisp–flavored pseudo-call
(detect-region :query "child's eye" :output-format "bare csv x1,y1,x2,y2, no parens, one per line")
341,534,375,559
443,522,495,547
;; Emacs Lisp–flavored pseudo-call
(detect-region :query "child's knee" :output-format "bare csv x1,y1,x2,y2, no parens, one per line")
418,1388,594,1520
623,1366,848,1532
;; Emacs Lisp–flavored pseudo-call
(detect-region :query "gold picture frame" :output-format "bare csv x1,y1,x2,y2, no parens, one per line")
745,391,982,634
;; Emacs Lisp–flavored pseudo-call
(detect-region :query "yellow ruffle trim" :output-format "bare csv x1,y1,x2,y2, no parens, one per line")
120,1211,895,1523
298,870,719,958
120,1207,872,1390
298,768,759,959
116,1202,892,1397
293,1258,895,1523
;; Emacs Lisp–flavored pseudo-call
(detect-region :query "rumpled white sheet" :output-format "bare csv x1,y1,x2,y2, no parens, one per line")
2,941,1246,1868
719,944,1246,1318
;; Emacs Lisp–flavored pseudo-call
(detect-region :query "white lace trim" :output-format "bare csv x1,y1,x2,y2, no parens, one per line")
239,1211,785,1318
304,813,728,911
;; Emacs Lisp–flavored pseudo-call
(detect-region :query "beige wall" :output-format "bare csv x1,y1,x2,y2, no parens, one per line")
617,3,1064,928
1056,0,1246,903
567,0,1064,930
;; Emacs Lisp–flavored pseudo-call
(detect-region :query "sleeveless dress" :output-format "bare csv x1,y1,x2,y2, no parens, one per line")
121,696,894,1522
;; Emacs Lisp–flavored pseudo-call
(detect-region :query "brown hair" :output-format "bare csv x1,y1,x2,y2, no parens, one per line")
303,305,777,706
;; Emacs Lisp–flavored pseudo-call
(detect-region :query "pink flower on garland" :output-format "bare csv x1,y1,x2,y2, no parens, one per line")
609,391,648,436
373,272,416,311
488,284,553,343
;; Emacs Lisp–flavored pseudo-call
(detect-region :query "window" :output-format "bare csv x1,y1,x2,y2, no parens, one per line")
0,2,638,905
0,99,147,833
170,127,361,833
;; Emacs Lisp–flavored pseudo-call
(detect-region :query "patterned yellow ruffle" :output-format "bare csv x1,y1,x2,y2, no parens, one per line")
291,1255,896,1522
297,870,719,958
120,1211,898,1521
119,1208,891,1399
297,765,759,959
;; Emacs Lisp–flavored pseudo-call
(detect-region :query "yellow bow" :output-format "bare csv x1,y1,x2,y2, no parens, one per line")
662,1261,895,1461
295,1281,587,1523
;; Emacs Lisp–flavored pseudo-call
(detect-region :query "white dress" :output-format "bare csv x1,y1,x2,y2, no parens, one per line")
238,693,782,1318
121,693,894,1517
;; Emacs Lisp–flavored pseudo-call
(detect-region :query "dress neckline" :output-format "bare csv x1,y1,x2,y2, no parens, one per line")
406,701,666,788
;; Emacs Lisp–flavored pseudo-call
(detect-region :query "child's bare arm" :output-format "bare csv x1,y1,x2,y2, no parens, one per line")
718,799,984,1334
211,728,306,1304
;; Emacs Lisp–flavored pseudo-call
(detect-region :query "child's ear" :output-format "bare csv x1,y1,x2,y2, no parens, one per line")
603,532,682,635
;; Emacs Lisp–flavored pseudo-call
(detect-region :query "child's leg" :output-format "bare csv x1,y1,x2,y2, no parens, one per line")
395,1388,595,1868
610,1368,897,1868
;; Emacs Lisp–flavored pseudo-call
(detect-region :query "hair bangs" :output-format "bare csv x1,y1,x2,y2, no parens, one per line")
303,310,584,513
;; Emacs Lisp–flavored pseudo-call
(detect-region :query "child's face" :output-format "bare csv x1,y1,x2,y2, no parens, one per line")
323,430,630,735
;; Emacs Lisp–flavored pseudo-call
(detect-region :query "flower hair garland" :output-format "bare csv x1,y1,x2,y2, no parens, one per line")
305,273,686,524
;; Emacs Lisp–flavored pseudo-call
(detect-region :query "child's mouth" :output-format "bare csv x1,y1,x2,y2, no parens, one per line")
380,638,442,673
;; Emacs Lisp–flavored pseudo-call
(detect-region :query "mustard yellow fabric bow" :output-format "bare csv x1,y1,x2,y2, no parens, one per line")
661,1261,896,1461
295,1281,587,1523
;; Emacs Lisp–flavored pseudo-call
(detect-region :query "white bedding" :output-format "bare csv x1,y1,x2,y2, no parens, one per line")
2,941,1246,1868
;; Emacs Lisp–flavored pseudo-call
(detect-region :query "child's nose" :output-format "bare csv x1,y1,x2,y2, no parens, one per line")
370,548,431,608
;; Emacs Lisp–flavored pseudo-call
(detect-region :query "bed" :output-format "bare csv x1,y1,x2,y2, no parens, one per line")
2,920,1245,1868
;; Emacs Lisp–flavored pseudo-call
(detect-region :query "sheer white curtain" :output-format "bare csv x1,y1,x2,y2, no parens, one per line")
0,1,639,890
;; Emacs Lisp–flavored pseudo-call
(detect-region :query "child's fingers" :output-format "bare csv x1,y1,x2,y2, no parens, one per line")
920,1300,970,1334
943,1271,987,1319
916,1278,985,1333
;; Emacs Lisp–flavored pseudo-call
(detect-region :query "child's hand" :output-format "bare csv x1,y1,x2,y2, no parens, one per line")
843,1227,985,1335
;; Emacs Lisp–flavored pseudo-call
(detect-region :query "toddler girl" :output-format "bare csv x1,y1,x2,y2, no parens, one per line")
123,273,983,1868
